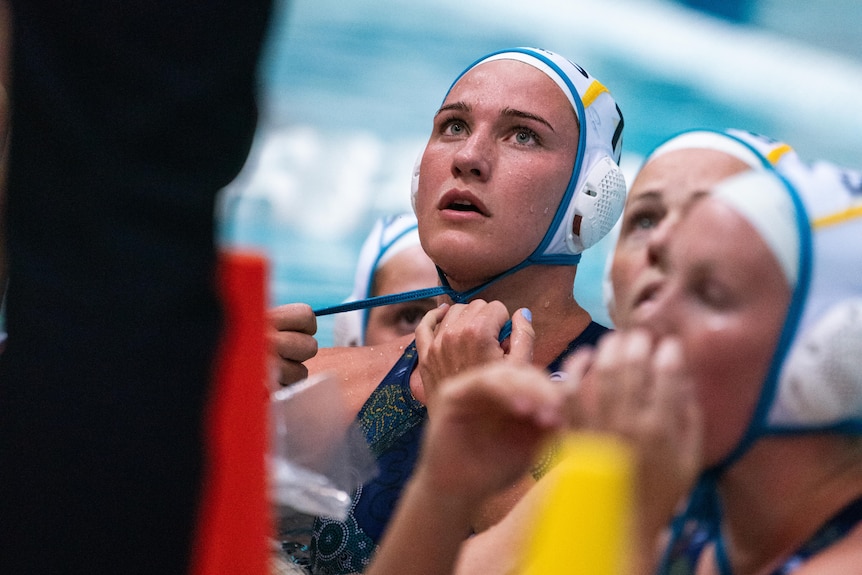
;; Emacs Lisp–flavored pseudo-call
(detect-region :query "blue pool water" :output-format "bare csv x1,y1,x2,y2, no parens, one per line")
219,0,862,346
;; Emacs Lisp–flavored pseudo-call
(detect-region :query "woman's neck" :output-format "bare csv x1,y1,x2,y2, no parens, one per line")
446,264,594,367
714,436,862,575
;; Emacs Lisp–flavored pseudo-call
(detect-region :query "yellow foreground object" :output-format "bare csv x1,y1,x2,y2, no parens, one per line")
521,433,633,575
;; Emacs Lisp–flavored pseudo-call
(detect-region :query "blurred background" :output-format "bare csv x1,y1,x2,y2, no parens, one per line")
219,0,862,345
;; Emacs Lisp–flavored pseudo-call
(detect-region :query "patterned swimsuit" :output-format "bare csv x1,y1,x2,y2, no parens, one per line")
310,322,610,574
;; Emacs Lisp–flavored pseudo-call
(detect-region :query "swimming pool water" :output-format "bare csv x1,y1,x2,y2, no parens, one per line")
219,0,862,346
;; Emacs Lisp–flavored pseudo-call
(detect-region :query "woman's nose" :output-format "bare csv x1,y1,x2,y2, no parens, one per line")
646,214,677,268
451,133,492,182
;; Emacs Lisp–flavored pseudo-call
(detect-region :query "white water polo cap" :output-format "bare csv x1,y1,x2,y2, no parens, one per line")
647,128,798,171
412,47,626,264
710,161,862,451
332,213,422,347
601,129,798,318
768,160,862,430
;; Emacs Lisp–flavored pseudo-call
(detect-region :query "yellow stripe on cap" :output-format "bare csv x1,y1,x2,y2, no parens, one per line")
582,80,609,108
812,203,862,230
766,143,794,166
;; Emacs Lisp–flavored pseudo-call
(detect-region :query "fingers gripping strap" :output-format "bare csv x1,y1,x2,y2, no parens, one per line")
314,287,515,343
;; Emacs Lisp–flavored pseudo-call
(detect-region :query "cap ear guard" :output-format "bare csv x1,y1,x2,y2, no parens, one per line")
771,298,862,426
565,156,627,254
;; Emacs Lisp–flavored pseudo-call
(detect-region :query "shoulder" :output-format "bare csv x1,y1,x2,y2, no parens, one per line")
308,335,414,415
793,522,862,574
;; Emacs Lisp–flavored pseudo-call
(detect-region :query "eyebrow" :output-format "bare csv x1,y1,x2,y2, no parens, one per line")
501,107,555,132
679,190,711,217
435,102,470,118
628,190,662,203
434,102,555,133
629,188,710,216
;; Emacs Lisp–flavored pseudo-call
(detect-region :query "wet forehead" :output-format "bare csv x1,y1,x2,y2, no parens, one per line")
445,59,576,123
630,149,753,209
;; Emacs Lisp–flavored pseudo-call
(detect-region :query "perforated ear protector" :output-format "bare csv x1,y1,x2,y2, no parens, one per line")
565,156,627,253
772,298,862,426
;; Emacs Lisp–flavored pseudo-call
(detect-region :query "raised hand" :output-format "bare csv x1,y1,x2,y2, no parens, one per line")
267,303,318,387
415,301,534,410
568,330,702,566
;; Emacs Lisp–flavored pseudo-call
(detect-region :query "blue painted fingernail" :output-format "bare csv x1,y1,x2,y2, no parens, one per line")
521,308,532,322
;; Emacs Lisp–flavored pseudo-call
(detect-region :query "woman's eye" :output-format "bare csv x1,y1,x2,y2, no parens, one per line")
624,208,662,234
691,277,732,309
442,119,466,136
392,302,437,334
514,128,538,145
635,215,656,229
396,307,425,327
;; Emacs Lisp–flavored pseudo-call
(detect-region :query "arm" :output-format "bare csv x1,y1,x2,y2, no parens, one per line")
414,303,537,533
366,361,572,575
454,332,702,575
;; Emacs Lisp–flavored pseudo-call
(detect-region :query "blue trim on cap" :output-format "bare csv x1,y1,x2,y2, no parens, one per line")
359,216,420,333
651,127,775,170
510,49,587,262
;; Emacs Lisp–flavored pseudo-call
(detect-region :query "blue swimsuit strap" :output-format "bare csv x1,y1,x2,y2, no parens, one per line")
660,487,862,575
768,493,862,575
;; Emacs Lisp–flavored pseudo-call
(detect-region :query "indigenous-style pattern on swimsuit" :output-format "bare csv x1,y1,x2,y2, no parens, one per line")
311,322,610,574
310,342,424,574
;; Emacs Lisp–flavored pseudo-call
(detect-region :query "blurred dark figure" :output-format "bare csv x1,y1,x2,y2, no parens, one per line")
0,1,273,572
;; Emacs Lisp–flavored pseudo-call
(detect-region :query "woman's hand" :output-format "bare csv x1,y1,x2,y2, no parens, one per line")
416,360,570,505
569,330,702,565
267,303,318,388
415,301,534,409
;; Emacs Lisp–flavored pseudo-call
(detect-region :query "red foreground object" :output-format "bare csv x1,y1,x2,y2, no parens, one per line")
191,250,272,575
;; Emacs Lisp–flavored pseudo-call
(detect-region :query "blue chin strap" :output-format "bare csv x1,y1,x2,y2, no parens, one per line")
312,208,582,345
656,171,813,575
312,253,577,344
